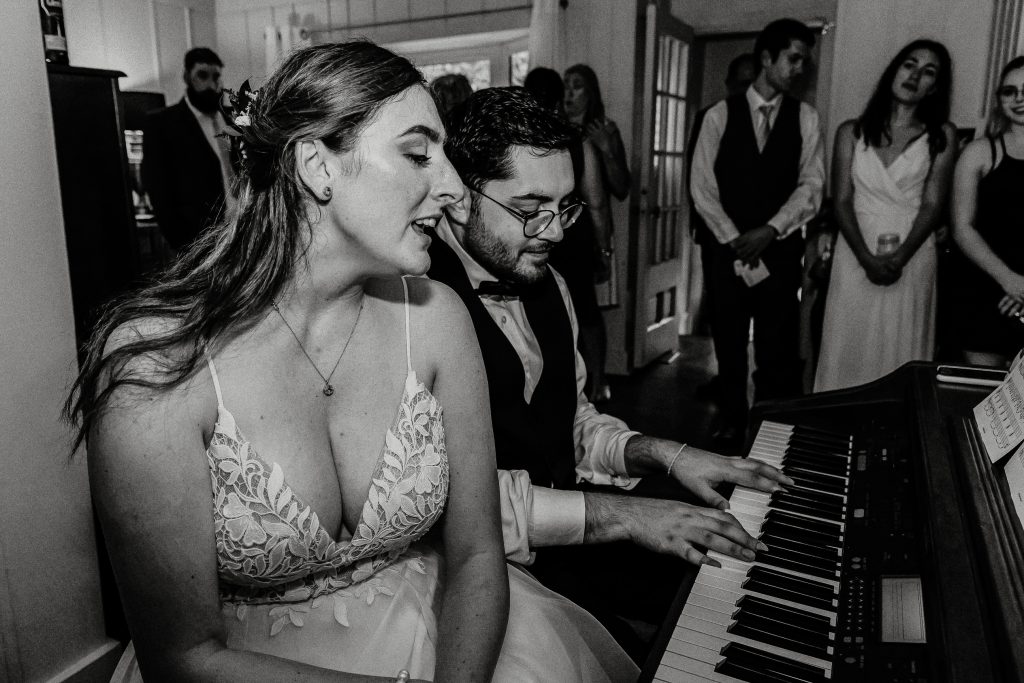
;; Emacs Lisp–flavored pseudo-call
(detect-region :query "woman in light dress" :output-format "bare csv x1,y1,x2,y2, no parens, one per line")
951,56,1024,367
65,41,637,682
815,40,957,392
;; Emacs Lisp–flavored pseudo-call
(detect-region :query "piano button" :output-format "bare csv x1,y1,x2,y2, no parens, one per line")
716,642,830,683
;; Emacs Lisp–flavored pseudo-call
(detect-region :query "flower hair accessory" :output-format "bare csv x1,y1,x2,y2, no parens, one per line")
220,79,260,134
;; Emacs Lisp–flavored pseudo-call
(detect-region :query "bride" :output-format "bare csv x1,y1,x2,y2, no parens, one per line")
65,41,637,681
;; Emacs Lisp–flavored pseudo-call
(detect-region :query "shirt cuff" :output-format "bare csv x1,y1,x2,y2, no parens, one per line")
529,487,586,546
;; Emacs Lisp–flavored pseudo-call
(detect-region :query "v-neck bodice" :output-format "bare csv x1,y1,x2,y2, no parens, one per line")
205,278,449,605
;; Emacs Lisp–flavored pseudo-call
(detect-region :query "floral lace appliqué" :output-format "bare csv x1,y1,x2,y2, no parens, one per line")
207,371,448,636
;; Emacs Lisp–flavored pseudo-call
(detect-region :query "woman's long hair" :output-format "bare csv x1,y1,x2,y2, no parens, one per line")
564,63,606,127
63,41,423,454
855,39,952,157
987,55,1024,137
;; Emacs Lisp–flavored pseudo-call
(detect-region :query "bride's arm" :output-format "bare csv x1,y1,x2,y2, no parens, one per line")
419,279,510,682
89,331,395,682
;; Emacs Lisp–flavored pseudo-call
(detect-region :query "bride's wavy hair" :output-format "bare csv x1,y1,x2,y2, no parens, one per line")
64,40,423,455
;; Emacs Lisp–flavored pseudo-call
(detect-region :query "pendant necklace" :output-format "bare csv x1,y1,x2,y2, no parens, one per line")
272,297,364,396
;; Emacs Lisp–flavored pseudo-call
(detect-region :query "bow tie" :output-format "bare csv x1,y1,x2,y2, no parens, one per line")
474,280,521,299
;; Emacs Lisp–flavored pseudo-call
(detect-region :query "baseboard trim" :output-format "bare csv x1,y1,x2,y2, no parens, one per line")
44,639,123,683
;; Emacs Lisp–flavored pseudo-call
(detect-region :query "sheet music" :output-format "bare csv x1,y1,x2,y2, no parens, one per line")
973,349,1024,464
1004,449,1024,532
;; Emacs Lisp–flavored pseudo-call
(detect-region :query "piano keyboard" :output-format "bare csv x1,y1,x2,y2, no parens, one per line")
653,420,854,683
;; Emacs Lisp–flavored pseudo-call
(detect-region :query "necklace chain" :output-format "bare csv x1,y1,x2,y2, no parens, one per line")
272,298,364,396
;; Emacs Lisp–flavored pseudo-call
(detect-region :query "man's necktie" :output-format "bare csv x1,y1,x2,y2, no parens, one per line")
757,103,774,152
474,280,520,299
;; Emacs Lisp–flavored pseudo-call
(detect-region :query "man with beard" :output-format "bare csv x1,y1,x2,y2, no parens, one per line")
428,87,790,660
690,19,825,444
143,47,234,252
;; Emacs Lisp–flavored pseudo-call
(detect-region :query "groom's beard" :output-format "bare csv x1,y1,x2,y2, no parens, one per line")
187,86,221,114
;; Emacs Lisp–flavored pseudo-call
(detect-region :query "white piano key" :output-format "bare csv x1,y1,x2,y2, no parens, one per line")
682,602,736,627
676,617,834,673
664,637,724,665
688,591,741,615
657,652,749,683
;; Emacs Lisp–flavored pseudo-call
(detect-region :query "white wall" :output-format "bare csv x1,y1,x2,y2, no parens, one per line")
64,0,217,101
0,5,117,682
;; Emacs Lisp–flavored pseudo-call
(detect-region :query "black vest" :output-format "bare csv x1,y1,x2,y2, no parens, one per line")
427,234,579,489
713,93,803,233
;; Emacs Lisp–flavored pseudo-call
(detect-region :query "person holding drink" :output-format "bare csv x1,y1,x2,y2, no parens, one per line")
815,40,957,391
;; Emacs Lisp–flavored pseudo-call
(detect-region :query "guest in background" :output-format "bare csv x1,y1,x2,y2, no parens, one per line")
950,56,1024,367
524,66,566,114
689,53,757,403
143,47,234,252
429,72,473,117
690,19,825,442
561,64,632,402
525,66,608,402
815,40,956,391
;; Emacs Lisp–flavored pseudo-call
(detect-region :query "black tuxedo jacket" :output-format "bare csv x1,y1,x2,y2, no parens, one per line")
142,98,225,250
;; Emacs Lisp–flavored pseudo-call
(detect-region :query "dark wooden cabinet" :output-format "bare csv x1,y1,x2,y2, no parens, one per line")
47,64,139,353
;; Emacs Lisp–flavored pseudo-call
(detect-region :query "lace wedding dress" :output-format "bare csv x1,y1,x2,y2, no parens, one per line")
110,277,637,682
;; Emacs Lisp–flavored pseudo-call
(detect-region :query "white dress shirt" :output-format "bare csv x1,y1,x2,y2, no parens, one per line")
436,220,640,564
690,84,825,245
184,95,236,212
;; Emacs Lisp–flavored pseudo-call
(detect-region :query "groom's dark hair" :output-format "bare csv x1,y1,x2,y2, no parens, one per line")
443,86,577,191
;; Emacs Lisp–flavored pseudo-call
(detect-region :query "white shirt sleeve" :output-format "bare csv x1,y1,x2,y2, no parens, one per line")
767,103,826,238
690,100,741,244
550,270,642,488
497,469,585,565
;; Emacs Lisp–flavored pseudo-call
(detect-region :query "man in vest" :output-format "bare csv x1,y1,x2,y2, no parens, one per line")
690,19,825,444
428,87,791,660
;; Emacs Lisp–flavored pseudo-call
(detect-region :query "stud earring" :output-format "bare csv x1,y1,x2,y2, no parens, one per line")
322,186,333,200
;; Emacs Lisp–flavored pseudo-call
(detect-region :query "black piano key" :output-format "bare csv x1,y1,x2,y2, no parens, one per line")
744,566,837,611
761,517,841,548
791,423,853,442
758,532,841,563
770,495,845,522
729,620,831,660
772,490,846,516
767,510,843,536
786,472,846,495
782,443,852,462
739,595,833,633
776,482,846,506
782,436,847,456
783,467,849,491
730,617,832,660
716,642,828,683
756,548,839,580
781,452,849,475
737,597,834,645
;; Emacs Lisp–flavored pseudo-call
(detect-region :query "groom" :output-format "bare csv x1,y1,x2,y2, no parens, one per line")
427,87,790,659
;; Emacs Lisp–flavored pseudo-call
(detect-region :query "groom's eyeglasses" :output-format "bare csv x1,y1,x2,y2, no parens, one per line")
471,187,585,239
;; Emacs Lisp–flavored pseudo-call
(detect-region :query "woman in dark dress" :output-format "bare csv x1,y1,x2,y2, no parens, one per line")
952,56,1024,366
559,64,632,402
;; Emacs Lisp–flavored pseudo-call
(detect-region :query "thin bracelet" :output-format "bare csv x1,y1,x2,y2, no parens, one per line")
666,443,687,476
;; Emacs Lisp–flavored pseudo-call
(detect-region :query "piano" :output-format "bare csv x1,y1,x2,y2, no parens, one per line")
641,362,1024,683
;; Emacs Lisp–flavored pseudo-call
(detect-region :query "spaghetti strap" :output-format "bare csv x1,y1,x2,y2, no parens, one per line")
205,352,225,409
401,276,412,373
999,133,1008,158
989,135,998,167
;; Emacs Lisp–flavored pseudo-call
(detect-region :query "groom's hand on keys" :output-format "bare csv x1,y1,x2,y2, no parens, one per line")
659,441,793,511
585,493,767,567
